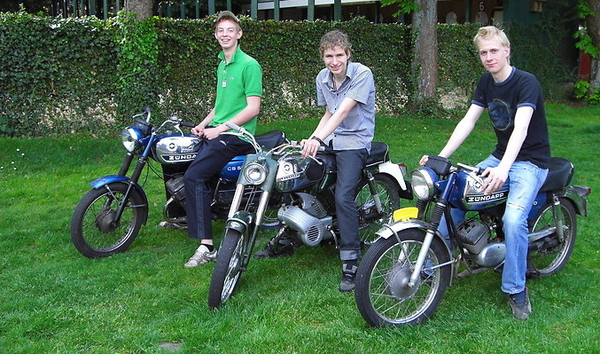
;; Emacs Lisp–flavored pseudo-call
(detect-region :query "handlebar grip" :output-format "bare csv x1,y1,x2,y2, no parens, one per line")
225,121,242,132
180,121,195,128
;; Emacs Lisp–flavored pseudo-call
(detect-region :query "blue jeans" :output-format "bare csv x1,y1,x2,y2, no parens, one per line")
440,155,548,294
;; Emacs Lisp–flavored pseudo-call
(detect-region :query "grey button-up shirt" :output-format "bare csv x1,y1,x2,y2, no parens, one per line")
316,61,376,152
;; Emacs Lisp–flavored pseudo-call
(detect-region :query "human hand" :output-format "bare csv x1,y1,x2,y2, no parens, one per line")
191,124,205,137
481,167,508,195
301,138,321,158
203,126,223,140
419,155,429,166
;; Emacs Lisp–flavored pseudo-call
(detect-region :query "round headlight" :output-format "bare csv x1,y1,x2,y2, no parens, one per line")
411,167,437,200
121,127,142,152
244,162,267,185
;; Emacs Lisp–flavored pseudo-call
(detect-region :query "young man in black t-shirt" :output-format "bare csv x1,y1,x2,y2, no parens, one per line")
420,26,550,320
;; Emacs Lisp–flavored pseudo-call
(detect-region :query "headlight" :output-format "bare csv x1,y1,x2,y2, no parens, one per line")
244,162,267,185
411,167,437,200
121,127,142,152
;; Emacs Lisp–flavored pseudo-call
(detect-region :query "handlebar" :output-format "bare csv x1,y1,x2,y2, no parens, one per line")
456,162,484,175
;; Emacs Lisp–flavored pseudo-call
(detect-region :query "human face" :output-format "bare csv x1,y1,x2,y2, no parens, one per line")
477,37,511,79
322,46,349,78
214,19,242,51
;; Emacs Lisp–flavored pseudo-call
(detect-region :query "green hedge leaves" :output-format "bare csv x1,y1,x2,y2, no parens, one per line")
0,11,572,137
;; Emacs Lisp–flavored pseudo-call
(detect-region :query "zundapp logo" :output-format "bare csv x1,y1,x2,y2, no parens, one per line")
466,191,507,204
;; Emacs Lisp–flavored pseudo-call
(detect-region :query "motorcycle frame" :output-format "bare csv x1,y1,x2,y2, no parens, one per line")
373,169,590,290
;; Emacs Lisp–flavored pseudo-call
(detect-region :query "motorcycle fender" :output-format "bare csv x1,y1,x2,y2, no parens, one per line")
226,210,254,235
374,219,453,260
563,185,589,217
89,174,131,189
89,175,149,226
374,161,408,192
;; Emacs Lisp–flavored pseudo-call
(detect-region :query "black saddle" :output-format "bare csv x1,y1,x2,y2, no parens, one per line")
317,141,390,173
539,157,574,192
255,130,287,149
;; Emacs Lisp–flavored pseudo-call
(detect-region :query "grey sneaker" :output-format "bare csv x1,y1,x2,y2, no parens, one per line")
339,264,358,293
507,287,532,320
184,245,217,268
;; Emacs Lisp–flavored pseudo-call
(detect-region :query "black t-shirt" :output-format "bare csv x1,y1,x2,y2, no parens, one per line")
473,66,551,169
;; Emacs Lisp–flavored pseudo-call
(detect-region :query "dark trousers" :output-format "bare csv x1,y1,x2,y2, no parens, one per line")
183,133,253,240
334,149,368,261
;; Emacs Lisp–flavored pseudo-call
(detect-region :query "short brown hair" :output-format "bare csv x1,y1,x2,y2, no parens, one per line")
319,30,352,58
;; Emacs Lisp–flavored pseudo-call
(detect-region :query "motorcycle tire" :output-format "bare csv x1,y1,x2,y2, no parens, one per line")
355,174,400,245
354,229,451,327
70,182,147,258
208,228,245,309
527,198,577,277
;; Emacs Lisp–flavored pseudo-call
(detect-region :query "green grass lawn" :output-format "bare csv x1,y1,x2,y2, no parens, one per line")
0,103,598,353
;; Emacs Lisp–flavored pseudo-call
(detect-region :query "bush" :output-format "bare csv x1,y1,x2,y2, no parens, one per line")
0,11,576,137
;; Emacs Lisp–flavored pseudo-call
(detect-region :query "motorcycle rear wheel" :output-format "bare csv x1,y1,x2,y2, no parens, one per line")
528,198,577,277
355,229,451,327
355,174,400,246
70,182,147,258
208,229,245,309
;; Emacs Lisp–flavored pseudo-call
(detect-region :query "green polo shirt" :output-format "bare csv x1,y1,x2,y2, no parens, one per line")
211,46,263,134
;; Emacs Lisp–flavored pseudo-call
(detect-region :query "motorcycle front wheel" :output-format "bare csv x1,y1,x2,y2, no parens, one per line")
528,198,577,277
208,228,245,309
355,174,400,245
354,229,451,327
70,182,147,258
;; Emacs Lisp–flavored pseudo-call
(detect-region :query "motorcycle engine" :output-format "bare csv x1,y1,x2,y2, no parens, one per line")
166,176,186,208
457,220,505,268
278,193,332,247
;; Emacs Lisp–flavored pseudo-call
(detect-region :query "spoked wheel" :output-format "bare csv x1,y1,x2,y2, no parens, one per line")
355,174,400,246
70,182,147,258
354,229,451,327
527,198,577,277
208,229,246,309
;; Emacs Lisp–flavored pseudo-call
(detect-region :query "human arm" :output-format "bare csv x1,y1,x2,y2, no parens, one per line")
301,97,358,158
202,95,261,140
419,104,484,165
480,106,533,194
191,109,216,137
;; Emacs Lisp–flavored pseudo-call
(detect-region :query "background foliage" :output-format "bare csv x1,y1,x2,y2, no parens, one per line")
0,10,577,137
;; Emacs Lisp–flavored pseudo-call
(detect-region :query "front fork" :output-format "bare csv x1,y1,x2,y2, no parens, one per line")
112,152,148,224
227,184,271,268
406,200,455,288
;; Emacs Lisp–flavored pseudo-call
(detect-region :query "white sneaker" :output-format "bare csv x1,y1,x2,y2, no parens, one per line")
184,245,217,268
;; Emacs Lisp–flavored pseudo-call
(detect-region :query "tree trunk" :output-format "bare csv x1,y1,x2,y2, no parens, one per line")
124,0,153,20
586,0,600,92
411,0,438,111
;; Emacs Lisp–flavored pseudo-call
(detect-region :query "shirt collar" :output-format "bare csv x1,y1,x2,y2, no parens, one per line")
218,46,242,64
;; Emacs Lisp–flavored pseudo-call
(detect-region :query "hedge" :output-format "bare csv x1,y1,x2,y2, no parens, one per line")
0,11,574,137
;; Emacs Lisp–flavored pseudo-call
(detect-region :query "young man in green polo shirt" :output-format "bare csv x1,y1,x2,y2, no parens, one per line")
183,11,263,268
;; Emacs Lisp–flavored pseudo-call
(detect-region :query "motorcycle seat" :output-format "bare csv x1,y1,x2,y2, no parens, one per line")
256,130,287,149
539,157,574,192
366,142,390,166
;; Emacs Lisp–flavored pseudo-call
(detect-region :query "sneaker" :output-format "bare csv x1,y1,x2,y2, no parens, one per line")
339,263,358,293
507,287,532,320
254,239,294,259
184,245,217,268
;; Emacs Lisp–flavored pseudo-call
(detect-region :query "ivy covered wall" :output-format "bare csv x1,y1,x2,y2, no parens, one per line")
0,11,574,137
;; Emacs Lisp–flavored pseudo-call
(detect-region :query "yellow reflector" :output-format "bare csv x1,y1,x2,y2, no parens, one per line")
393,207,419,222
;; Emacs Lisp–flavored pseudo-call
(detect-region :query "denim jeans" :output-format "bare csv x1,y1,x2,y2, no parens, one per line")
439,155,548,294
334,149,368,261
184,133,253,240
